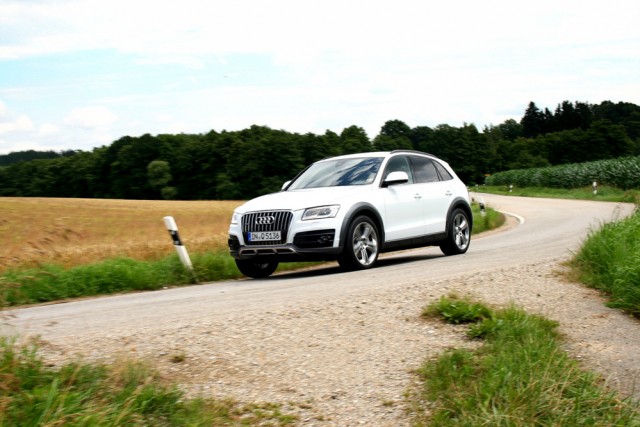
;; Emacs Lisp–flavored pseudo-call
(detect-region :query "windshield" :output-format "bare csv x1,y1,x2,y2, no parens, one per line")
288,157,383,190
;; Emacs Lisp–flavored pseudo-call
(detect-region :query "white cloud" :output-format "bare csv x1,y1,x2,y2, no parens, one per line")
0,0,638,155
0,114,34,134
38,123,60,136
64,106,117,129
2,0,637,60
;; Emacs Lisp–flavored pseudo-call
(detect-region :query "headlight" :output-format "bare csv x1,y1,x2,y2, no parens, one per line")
230,211,241,225
302,205,340,220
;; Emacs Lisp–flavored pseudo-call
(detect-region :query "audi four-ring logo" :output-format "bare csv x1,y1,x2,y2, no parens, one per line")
256,216,275,225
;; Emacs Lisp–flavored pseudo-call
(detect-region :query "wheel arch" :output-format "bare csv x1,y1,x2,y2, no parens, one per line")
446,198,473,235
338,203,385,249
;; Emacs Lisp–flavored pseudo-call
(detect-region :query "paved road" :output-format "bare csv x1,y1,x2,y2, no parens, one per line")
2,194,634,338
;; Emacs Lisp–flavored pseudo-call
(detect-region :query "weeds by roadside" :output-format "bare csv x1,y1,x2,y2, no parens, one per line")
0,337,296,426
470,202,505,234
570,207,640,318
414,295,640,426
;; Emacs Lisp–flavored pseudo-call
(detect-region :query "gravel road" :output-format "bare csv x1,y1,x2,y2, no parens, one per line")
2,194,639,426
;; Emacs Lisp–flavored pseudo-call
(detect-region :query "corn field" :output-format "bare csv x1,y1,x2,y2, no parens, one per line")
485,156,640,189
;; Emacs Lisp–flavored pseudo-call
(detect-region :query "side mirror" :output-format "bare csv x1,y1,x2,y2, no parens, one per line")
281,180,291,191
383,171,409,187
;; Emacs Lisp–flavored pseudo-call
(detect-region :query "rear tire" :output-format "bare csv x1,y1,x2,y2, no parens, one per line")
235,259,279,278
439,208,471,255
338,216,380,271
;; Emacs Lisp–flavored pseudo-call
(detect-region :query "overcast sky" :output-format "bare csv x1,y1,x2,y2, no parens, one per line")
0,0,638,155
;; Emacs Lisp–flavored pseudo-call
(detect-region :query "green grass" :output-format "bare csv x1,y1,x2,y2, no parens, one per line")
570,208,640,318
415,296,640,426
476,185,640,203
0,337,296,426
471,203,505,234
0,252,318,307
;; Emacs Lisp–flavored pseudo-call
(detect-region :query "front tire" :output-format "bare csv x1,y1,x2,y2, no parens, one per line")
439,208,471,255
338,216,380,271
235,259,279,278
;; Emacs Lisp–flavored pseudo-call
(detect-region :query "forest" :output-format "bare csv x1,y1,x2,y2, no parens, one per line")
1,100,639,200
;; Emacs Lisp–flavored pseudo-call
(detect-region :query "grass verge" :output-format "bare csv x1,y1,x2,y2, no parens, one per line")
415,295,640,426
0,252,317,307
0,337,296,426
569,207,640,318
476,185,640,203
471,203,505,234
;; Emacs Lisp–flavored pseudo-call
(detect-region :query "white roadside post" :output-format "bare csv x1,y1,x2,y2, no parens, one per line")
163,216,194,272
593,181,598,195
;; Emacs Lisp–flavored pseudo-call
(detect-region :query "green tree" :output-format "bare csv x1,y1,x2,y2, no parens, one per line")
147,159,176,199
0,150,65,167
373,120,413,151
586,120,634,160
340,126,372,154
554,100,593,131
521,101,547,137
147,160,172,188
409,125,433,153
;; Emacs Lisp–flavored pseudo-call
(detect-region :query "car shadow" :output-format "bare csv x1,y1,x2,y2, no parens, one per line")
270,252,443,280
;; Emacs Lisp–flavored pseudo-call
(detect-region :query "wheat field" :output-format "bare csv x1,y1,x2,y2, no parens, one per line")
0,197,242,271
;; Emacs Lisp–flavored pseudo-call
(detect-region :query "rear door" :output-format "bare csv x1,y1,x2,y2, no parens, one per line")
409,155,452,235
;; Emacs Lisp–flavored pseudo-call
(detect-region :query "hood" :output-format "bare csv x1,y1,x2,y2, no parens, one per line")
237,186,372,213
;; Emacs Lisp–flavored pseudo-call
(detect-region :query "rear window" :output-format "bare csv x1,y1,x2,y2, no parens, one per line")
433,161,453,181
410,156,440,183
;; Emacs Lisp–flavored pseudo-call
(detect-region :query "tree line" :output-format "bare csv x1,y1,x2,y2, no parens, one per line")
1,100,638,200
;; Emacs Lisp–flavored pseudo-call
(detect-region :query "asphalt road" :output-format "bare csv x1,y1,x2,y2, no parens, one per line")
2,193,634,339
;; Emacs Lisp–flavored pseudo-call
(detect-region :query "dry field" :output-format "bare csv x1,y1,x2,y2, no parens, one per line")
0,197,242,271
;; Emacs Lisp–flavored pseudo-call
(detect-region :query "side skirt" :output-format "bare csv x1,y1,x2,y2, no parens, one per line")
381,232,447,253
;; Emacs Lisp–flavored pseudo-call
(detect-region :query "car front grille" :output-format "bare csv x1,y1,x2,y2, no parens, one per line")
241,210,293,246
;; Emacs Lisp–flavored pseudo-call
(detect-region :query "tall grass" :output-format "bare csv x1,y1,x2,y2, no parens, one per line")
570,208,640,317
416,296,640,426
0,337,296,426
485,156,640,189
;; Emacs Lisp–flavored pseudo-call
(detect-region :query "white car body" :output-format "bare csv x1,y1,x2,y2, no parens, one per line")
228,150,472,278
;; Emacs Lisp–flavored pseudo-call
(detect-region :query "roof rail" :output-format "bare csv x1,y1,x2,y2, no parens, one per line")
390,149,436,157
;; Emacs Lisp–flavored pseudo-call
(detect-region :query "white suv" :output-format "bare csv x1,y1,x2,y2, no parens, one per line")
228,150,472,278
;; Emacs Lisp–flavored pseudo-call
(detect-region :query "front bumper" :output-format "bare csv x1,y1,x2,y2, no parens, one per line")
228,229,342,261
228,210,345,261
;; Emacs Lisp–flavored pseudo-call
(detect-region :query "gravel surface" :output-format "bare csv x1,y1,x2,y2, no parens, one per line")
3,195,639,426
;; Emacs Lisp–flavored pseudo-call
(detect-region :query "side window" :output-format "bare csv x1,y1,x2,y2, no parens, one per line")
383,156,413,184
433,160,453,181
410,156,439,183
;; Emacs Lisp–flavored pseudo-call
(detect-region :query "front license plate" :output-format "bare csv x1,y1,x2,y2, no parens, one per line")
248,231,281,242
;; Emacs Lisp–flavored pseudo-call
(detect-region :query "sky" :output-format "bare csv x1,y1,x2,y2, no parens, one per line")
0,0,639,155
